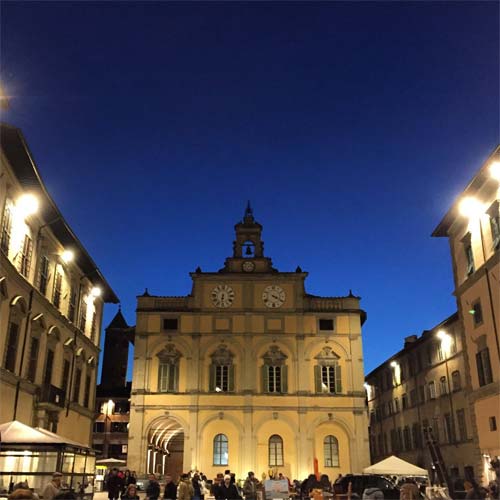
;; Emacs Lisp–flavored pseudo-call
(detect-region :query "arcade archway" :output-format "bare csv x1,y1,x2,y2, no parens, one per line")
147,417,184,477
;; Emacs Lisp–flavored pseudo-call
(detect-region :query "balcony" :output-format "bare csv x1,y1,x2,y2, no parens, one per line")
38,384,66,408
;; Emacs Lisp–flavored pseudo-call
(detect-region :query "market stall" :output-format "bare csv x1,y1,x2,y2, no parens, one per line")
0,420,95,495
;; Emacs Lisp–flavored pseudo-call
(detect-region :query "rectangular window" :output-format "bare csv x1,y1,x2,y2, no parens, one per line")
111,422,128,433
44,349,54,385
268,365,282,393
73,368,82,403
53,272,62,309
489,416,497,432
428,381,436,399
321,365,336,393
269,436,284,466
18,234,33,278
440,376,447,396
0,203,13,254
465,243,475,275
61,359,71,396
39,256,50,296
419,385,425,403
471,302,483,326
319,319,334,331
412,423,421,449
159,363,177,392
4,322,19,372
90,312,97,342
79,300,87,333
402,393,408,410
444,413,456,444
403,426,412,450
490,214,500,249
68,286,77,323
93,422,105,433
410,389,417,407
215,365,229,392
83,374,91,408
433,417,440,443
456,409,467,441
27,337,39,382
394,398,399,413
163,318,178,330
476,348,493,386
426,346,433,365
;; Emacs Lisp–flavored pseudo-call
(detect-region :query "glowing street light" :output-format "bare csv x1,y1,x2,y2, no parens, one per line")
459,196,484,219
61,250,74,263
90,286,101,298
390,361,398,368
490,161,500,181
16,193,38,218
437,329,452,357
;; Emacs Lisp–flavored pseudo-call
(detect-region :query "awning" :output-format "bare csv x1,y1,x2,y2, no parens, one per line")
363,455,428,476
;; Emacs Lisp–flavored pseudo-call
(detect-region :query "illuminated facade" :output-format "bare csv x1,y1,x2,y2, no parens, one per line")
365,313,479,482
432,146,500,485
0,123,118,446
126,206,370,480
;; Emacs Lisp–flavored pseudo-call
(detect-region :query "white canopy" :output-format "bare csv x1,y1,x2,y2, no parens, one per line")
96,458,126,465
363,455,428,476
0,420,88,448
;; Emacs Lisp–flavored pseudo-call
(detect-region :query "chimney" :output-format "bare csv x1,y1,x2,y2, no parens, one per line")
404,335,418,348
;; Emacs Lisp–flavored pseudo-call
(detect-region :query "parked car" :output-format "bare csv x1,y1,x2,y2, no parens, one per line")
333,475,400,499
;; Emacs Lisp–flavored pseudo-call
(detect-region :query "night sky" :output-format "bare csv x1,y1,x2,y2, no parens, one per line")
1,1,498,381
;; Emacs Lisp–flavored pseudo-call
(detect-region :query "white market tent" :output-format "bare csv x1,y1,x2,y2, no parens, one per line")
363,455,428,476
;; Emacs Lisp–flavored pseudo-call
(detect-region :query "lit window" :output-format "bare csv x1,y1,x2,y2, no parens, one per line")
269,434,283,466
209,345,234,392
213,434,228,466
262,346,288,394
324,435,339,467
314,346,341,394
18,235,33,278
0,202,13,254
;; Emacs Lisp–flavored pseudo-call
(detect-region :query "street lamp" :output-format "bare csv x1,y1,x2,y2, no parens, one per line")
436,330,456,444
15,193,39,218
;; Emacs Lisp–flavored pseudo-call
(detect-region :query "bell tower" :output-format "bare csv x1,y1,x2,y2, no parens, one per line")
221,202,276,273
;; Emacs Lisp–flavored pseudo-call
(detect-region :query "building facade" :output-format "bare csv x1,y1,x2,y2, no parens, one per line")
432,146,500,486
365,313,478,483
126,206,370,480
0,123,118,446
93,309,133,462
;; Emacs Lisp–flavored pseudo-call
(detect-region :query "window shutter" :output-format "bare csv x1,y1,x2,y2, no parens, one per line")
281,365,288,394
262,365,269,393
314,365,322,393
174,364,179,392
209,364,216,392
335,364,342,394
476,352,485,386
228,365,235,392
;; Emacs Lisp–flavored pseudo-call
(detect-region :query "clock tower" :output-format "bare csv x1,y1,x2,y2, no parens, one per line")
221,201,276,274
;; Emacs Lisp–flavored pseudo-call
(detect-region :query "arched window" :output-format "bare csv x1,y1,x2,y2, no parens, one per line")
3,296,27,373
269,434,283,466
324,435,339,467
209,345,234,392
157,344,182,392
262,346,288,394
452,370,461,391
213,434,228,465
314,347,342,394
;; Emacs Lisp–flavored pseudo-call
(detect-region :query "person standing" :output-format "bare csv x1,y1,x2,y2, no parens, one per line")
217,475,241,500
163,475,177,500
121,485,139,500
107,469,124,500
399,478,420,500
42,473,63,500
146,475,160,500
243,472,258,500
192,474,202,500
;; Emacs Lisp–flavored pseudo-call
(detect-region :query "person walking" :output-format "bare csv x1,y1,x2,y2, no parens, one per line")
42,473,63,500
107,469,124,500
178,474,194,500
163,475,177,500
243,472,258,500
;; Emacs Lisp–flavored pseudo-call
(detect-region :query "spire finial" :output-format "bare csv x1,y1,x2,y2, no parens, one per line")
243,200,254,223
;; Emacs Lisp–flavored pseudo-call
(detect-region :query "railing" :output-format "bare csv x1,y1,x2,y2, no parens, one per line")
137,296,188,310
39,384,66,407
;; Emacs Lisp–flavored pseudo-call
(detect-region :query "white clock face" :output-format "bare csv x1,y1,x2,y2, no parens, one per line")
262,285,286,308
211,284,235,308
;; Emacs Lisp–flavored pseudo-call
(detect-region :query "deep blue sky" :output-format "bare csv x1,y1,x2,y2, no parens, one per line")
1,2,499,381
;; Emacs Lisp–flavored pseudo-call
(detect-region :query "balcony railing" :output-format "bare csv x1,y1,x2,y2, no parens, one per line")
39,384,66,408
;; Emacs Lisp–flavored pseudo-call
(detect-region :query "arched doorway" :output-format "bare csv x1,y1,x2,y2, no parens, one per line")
147,417,184,478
